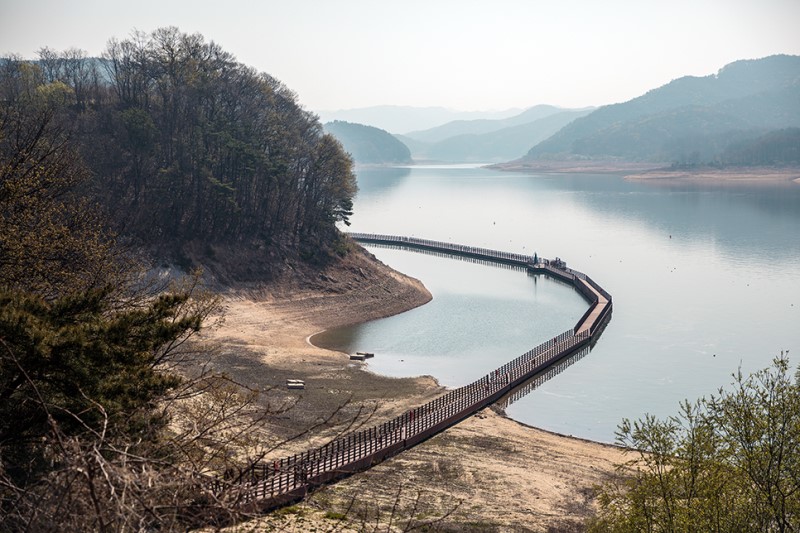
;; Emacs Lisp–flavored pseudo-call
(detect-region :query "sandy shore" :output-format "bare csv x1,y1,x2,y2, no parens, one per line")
491,160,659,174
201,246,628,531
493,160,800,186
625,166,800,185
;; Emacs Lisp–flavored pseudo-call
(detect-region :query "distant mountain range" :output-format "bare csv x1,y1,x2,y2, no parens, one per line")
401,105,590,143
323,106,594,164
399,107,594,163
322,55,800,167
324,121,412,165
316,106,523,135
523,54,800,164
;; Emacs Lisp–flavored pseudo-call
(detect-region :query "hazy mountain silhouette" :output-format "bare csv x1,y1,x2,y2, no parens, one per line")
324,121,412,164
403,109,593,163
317,106,523,135
403,105,585,143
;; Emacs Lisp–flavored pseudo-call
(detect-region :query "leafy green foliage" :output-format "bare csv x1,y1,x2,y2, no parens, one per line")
0,287,200,465
589,357,800,532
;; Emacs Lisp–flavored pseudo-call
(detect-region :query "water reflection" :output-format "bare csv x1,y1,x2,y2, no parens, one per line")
352,166,411,197
496,344,591,412
523,173,800,263
311,246,589,388
348,168,800,267
343,166,800,442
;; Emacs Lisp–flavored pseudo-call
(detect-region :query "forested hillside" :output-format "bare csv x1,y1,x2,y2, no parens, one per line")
0,27,363,529
524,55,800,164
324,120,412,164
2,27,357,276
721,128,800,166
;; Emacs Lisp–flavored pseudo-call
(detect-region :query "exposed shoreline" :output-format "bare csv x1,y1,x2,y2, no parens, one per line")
200,245,628,531
624,166,800,185
490,159,661,174
492,160,800,185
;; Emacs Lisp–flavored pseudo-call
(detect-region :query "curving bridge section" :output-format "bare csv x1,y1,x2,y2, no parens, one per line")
215,233,613,513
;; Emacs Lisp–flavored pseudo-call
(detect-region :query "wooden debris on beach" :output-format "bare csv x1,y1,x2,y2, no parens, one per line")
286,379,305,390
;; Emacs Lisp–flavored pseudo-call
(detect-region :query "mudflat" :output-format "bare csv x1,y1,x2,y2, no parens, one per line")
625,166,800,185
200,246,628,532
494,160,800,186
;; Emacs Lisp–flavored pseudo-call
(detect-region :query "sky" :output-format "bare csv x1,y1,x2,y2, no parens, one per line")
1,0,798,113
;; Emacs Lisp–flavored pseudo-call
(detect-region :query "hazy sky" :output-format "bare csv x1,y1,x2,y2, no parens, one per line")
1,0,798,112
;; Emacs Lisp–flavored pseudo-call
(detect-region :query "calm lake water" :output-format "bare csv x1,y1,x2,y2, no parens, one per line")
313,165,800,443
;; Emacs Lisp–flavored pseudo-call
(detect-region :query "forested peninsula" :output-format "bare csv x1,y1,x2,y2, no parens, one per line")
0,27,434,530
4,27,358,281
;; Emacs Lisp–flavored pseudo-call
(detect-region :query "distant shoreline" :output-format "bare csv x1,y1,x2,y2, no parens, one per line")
490,160,660,174
624,166,800,185
492,160,800,184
